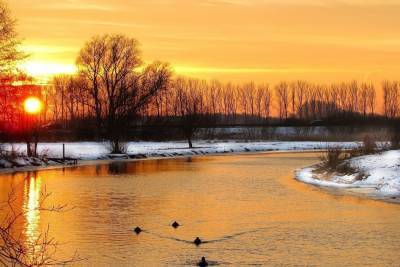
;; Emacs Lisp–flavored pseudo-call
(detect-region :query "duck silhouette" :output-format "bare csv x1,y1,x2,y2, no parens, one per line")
134,227,142,234
198,257,208,266
194,237,202,246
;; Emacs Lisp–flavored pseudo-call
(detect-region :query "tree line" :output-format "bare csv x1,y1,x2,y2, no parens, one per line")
45,41,400,148
47,63,400,127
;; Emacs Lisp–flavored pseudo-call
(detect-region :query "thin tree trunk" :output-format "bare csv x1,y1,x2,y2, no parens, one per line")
188,137,193,148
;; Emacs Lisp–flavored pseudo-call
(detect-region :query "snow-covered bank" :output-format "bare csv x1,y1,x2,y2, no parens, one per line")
296,150,400,199
4,141,360,160
1,141,359,172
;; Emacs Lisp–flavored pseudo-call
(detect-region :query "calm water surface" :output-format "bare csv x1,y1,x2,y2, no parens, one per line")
0,152,399,266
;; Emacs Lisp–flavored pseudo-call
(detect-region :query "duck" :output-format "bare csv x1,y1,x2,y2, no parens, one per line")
198,257,208,266
194,237,202,246
134,226,142,234
172,221,180,228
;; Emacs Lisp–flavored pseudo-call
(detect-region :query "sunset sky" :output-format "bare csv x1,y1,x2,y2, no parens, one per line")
9,0,400,83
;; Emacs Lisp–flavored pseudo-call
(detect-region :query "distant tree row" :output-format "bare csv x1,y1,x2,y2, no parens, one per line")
47,73,400,127
272,80,378,120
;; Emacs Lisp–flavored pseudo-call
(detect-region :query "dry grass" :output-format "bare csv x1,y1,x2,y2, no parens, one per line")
319,147,347,171
318,148,367,181
317,136,375,181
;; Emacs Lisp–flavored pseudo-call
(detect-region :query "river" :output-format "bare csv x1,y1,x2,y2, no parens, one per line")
0,152,399,266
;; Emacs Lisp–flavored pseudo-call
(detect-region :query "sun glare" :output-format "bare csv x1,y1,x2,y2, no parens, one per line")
19,61,77,80
24,97,43,114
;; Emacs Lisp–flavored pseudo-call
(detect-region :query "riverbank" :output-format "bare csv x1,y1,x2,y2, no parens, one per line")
0,141,359,174
296,150,400,201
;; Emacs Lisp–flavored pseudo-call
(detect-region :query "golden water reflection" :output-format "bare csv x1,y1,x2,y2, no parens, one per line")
23,173,42,247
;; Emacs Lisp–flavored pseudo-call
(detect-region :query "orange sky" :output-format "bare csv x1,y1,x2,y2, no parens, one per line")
9,0,400,83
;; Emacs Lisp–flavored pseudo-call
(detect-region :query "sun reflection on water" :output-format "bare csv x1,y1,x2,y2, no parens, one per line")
23,173,42,246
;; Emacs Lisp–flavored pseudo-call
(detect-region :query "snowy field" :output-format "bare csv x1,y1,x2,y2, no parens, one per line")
296,150,400,198
3,141,360,160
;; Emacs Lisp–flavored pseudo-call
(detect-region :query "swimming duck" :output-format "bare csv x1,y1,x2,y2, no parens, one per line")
134,227,142,234
194,237,202,246
198,257,208,266
172,221,180,228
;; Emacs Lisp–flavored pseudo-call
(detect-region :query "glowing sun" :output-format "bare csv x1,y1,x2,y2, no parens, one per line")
24,97,43,114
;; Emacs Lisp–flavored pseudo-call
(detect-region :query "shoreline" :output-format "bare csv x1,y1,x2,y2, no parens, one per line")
0,148,327,175
1,140,361,175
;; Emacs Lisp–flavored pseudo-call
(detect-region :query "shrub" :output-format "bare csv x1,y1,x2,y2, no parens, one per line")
320,146,345,170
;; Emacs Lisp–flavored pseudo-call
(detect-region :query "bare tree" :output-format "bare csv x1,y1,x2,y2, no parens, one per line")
289,83,296,117
366,84,376,115
174,77,206,148
348,81,359,113
207,80,222,116
338,82,349,115
243,82,256,117
133,61,171,115
275,82,289,120
315,84,325,118
0,0,25,73
329,84,340,116
48,75,90,127
238,85,249,116
255,84,272,120
76,35,107,131
359,83,374,117
222,83,237,119
255,86,264,118
382,81,399,118
292,80,308,119
77,35,171,151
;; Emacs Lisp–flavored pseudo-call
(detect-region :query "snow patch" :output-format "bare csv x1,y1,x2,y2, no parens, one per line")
296,150,400,197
